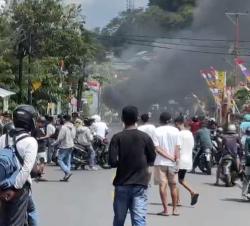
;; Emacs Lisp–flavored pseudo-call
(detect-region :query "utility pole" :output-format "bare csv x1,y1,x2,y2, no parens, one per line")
126,0,134,11
225,12,248,87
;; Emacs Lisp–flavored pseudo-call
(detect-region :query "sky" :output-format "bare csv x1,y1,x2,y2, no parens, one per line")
79,0,148,29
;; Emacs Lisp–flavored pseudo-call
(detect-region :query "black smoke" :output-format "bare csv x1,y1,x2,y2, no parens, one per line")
103,0,250,112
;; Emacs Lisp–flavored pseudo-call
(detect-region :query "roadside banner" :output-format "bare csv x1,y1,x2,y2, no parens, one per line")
235,58,250,81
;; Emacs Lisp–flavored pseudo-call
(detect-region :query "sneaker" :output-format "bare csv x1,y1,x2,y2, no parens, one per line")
86,166,98,171
60,173,72,182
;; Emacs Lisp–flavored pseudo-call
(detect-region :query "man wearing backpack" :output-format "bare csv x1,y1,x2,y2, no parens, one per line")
0,105,38,226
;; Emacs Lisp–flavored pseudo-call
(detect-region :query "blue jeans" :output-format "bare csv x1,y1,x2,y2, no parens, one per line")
85,145,96,167
27,195,38,226
113,185,148,226
57,148,73,174
47,138,55,163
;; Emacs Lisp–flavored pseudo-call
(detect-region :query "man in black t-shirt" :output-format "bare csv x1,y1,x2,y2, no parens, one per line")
109,106,156,226
32,117,47,179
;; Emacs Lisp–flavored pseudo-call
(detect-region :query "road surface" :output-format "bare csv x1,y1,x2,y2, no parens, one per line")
33,124,249,226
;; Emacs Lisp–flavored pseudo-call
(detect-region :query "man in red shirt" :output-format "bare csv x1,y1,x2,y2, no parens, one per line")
189,116,201,135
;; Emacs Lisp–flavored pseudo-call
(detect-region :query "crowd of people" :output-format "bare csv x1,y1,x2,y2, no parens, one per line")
109,106,250,226
0,105,250,226
0,106,109,225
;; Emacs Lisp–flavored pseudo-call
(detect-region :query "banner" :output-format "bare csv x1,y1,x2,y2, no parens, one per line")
216,71,226,90
235,58,250,81
200,68,226,106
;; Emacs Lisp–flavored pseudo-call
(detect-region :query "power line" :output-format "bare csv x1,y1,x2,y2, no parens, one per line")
99,35,250,53
125,41,250,57
103,33,250,43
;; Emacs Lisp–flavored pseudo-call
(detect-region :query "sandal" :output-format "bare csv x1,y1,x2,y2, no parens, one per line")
191,194,199,206
172,211,180,216
157,212,170,216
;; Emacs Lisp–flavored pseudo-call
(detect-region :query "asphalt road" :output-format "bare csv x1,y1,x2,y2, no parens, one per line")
33,167,249,226
33,124,250,226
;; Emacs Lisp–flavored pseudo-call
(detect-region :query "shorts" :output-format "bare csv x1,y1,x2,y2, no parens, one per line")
154,166,177,185
178,169,187,181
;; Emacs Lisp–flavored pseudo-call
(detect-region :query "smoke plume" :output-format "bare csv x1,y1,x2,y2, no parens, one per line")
103,0,250,113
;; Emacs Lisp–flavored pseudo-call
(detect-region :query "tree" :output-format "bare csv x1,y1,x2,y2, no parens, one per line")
149,0,196,12
0,0,103,113
101,2,196,55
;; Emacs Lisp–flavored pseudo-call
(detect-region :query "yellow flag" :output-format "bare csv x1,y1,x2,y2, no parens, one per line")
32,81,42,91
216,71,226,90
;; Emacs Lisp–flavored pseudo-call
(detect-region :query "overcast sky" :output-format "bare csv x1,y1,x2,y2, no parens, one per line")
79,0,148,29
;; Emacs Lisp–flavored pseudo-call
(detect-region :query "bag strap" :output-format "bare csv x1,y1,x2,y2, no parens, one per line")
13,134,31,166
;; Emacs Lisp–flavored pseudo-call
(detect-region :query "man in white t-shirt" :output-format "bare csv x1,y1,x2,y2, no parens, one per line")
91,115,108,139
175,116,199,206
138,113,159,147
46,116,56,163
154,112,181,216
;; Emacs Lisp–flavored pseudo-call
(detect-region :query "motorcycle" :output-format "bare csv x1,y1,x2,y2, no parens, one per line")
71,143,89,170
51,144,89,170
93,136,110,169
193,147,213,175
219,154,238,187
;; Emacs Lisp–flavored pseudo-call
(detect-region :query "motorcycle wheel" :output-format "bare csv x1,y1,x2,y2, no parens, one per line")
206,161,212,175
99,152,111,169
198,158,206,174
225,174,232,187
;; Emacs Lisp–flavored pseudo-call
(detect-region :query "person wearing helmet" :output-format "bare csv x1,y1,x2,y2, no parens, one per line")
91,115,109,140
215,124,242,185
240,114,250,135
0,105,38,226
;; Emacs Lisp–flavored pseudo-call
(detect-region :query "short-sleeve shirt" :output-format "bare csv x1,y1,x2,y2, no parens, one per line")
179,130,194,170
154,125,181,167
138,124,159,147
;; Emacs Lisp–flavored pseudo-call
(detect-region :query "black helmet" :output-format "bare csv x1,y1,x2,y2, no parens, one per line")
13,105,37,131
192,115,199,122
3,122,15,137
246,127,250,135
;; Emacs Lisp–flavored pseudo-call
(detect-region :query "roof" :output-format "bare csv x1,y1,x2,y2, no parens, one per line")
0,88,16,98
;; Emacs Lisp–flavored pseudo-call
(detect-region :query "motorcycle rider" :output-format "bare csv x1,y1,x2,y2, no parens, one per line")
215,124,242,186
0,105,38,226
192,122,213,173
240,114,250,135
240,127,250,198
91,115,109,140
189,116,201,136
75,119,98,171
